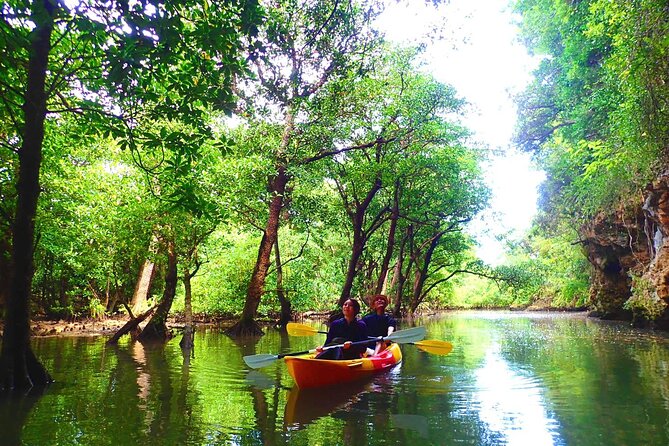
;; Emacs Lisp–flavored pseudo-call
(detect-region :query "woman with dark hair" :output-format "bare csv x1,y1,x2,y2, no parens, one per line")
316,298,369,360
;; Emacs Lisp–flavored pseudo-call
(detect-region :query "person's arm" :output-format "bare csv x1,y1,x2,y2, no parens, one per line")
387,315,397,336
358,320,371,355
317,321,339,351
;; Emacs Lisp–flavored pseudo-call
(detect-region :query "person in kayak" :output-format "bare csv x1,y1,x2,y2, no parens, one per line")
362,294,397,356
315,298,369,360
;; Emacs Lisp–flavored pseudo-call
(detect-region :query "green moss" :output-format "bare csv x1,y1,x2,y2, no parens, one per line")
625,274,667,321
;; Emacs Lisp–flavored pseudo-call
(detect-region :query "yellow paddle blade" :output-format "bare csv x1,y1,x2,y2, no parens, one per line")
413,339,453,356
286,322,324,336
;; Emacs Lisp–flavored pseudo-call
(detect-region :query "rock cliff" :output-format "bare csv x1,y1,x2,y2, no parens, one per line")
581,172,669,328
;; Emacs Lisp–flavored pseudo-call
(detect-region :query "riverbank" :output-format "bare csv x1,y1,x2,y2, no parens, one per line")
0,307,591,338
0,314,236,338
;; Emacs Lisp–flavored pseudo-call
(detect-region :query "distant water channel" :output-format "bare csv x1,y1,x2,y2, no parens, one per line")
2,311,669,445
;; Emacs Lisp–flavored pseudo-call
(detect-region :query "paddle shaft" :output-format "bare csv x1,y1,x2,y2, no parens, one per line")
284,325,449,353
278,334,398,359
289,327,427,355
244,326,426,368
245,336,386,368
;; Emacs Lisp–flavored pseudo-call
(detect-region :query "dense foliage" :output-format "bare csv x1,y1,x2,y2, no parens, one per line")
515,0,669,218
504,0,669,309
0,0,490,339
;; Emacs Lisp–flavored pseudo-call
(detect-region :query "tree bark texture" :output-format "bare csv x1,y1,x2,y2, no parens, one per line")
130,259,155,316
375,180,400,296
338,178,383,306
274,237,292,328
0,0,55,392
106,304,157,345
139,239,177,342
409,231,444,314
227,166,288,337
340,236,365,306
0,234,11,313
392,224,414,317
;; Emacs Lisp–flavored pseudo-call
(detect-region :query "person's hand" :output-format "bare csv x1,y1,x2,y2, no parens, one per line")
343,341,352,349
316,346,324,352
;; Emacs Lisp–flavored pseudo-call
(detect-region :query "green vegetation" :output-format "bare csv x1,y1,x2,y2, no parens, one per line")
0,0,490,341
5,0,665,389
477,0,669,312
454,225,590,309
515,0,669,217
625,274,667,322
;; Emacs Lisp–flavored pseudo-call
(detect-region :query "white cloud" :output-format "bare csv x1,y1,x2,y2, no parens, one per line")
376,0,543,265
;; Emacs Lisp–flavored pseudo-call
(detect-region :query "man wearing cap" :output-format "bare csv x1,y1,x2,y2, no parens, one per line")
362,294,397,356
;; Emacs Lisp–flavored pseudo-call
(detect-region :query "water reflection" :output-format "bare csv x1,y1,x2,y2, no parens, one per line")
284,380,371,428
0,387,44,446
473,344,559,446
245,370,278,390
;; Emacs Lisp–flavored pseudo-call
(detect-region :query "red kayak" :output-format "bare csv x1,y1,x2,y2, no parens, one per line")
284,343,402,388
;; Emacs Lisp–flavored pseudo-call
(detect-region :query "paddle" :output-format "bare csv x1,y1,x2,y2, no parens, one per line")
286,322,327,336
286,322,453,356
287,322,452,356
411,339,453,356
243,326,427,369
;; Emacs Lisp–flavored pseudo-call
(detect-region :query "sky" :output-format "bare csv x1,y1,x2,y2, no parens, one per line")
375,0,545,265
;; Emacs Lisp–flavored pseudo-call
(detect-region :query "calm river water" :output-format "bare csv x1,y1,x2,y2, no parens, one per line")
2,311,669,445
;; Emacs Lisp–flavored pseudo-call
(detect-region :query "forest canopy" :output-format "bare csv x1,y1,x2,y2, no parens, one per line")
0,0,491,340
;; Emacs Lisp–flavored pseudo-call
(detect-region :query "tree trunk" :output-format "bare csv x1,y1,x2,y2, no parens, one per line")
0,234,11,315
274,237,292,328
339,231,365,306
226,166,288,337
106,304,157,345
179,266,194,350
409,230,444,314
392,225,413,317
375,180,400,295
139,239,177,342
338,178,384,306
130,259,155,316
228,107,295,337
0,0,55,392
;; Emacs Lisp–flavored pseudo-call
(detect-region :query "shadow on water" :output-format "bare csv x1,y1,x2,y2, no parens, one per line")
0,386,46,446
389,414,429,439
284,379,372,428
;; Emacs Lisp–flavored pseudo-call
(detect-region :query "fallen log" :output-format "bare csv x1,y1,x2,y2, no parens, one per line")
106,304,158,345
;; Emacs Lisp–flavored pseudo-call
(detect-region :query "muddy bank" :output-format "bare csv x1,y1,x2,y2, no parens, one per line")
0,314,238,338
1,308,591,339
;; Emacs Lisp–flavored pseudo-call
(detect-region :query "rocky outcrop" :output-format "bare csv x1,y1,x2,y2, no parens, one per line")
581,171,669,327
581,206,648,320
642,173,669,303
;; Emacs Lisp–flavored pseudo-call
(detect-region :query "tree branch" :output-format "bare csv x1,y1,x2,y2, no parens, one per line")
302,136,398,164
